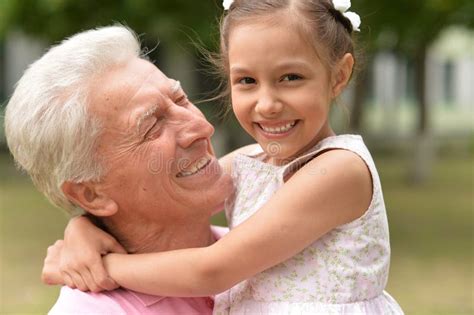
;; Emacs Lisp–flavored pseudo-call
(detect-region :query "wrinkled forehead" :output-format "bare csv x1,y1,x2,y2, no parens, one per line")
87,58,177,121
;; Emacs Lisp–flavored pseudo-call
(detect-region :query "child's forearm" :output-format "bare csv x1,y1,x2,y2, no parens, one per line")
102,151,371,297
103,247,230,297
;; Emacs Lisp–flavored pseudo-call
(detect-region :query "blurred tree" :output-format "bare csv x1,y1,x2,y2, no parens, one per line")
353,0,473,183
0,0,233,149
352,0,474,133
2,0,473,158
0,0,221,47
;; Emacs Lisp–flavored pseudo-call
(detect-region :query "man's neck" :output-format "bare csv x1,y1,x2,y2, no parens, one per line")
104,215,215,254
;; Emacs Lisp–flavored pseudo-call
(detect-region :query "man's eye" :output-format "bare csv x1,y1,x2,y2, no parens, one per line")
175,95,189,106
144,119,163,140
281,74,302,82
238,77,256,85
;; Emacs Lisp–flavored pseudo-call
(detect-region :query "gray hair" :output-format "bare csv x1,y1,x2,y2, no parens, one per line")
5,25,141,213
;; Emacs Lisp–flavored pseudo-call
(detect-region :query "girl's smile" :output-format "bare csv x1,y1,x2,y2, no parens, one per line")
254,120,298,139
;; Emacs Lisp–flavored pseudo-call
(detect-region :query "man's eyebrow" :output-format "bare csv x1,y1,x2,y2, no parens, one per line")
136,105,159,133
171,80,181,94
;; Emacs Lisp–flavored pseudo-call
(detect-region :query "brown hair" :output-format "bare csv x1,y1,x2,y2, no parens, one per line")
209,0,358,108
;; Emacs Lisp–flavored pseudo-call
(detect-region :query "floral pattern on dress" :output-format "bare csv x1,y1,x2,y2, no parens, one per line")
215,135,403,315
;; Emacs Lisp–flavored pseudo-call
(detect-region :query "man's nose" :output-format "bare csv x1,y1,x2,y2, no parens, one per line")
174,107,214,148
255,86,283,118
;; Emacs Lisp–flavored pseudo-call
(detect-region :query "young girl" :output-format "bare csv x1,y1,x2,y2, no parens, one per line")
47,0,403,313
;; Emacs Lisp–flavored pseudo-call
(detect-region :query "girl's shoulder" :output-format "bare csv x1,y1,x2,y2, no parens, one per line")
285,148,373,226
284,134,379,226
295,134,374,194
283,134,372,176
297,144,372,189
302,147,371,182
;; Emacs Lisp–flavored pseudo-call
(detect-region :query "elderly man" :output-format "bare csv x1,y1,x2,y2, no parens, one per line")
5,25,235,314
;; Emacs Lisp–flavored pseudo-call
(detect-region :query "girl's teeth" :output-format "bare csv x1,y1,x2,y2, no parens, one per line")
260,121,296,134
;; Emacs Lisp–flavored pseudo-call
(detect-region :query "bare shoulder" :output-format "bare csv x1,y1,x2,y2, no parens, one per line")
306,149,372,193
291,149,372,222
311,149,370,179
218,143,259,174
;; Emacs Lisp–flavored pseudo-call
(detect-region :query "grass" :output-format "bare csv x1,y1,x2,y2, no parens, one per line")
378,154,473,314
0,152,472,314
0,154,69,314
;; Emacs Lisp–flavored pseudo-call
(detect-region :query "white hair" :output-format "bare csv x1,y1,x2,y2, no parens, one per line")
5,25,141,213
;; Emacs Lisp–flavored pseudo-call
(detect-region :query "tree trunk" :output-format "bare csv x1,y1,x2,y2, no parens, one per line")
350,62,370,132
415,46,428,134
410,45,434,184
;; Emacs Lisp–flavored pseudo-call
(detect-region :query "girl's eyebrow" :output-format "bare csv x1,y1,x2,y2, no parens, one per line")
229,66,250,74
230,60,311,74
274,60,312,69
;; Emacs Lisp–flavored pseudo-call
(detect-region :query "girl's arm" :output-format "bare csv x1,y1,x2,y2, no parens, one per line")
41,144,258,292
41,215,126,292
104,149,372,296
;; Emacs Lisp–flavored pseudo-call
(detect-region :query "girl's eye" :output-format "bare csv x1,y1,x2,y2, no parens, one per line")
281,74,302,82
238,77,256,85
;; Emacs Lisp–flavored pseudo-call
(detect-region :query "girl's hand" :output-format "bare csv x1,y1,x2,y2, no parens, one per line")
41,240,65,285
60,216,127,292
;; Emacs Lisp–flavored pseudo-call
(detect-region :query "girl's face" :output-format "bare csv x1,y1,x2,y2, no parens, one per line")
228,18,337,165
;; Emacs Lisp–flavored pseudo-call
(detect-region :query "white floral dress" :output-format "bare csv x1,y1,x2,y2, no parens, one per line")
214,135,403,314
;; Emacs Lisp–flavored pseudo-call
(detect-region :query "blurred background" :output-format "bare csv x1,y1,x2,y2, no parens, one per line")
0,0,472,314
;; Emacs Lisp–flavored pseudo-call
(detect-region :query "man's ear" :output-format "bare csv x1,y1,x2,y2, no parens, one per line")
61,181,118,217
332,53,355,98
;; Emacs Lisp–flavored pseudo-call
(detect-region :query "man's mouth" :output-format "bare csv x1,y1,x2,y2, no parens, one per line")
176,157,212,178
257,120,297,134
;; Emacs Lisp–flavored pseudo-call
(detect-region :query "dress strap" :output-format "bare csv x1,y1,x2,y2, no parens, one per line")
280,135,368,179
279,135,384,224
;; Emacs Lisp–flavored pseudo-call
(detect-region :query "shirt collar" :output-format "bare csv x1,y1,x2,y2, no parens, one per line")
128,290,166,307
125,225,228,307
210,225,228,240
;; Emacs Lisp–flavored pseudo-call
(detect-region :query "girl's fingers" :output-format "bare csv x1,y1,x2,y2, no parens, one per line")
68,270,88,292
81,267,102,293
62,272,76,289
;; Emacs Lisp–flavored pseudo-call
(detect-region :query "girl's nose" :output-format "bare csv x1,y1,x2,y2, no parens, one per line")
255,88,283,117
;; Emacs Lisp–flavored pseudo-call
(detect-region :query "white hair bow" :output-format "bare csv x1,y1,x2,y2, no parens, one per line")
332,0,361,32
223,0,234,11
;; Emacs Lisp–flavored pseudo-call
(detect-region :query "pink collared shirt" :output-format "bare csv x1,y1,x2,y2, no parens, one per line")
49,286,215,315
49,226,228,315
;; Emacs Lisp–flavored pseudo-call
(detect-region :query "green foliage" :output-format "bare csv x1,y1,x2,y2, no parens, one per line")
2,0,473,55
0,0,222,46
354,0,474,53
2,0,472,62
